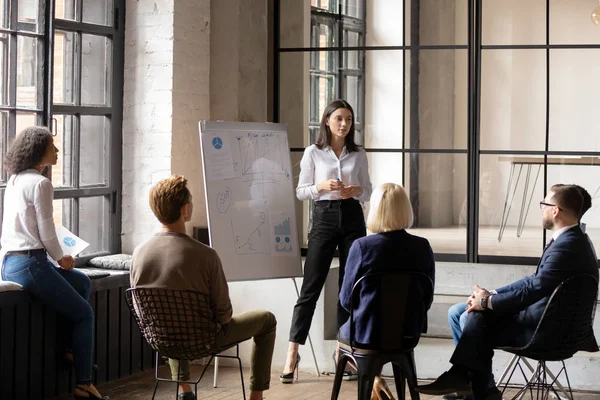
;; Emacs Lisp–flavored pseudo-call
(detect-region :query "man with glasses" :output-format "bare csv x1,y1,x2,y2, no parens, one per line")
418,184,598,400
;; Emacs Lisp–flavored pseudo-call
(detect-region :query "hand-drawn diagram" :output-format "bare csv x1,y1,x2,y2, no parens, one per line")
271,212,296,255
216,187,232,213
234,132,292,203
231,212,270,255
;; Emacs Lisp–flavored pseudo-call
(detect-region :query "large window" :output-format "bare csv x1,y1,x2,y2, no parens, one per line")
0,0,124,258
276,0,600,265
309,0,365,144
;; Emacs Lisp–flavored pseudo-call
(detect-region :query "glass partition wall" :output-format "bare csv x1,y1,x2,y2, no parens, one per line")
276,0,600,265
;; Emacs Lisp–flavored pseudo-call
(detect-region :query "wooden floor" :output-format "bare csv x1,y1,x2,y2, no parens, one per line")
53,364,600,400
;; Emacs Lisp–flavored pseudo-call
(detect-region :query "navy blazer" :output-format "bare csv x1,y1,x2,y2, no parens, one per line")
339,230,435,346
492,225,598,343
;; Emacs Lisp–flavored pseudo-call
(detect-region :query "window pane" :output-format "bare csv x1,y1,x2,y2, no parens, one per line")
344,48,361,70
364,50,403,149
548,163,600,259
480,49,546,151
549,50,600,152
311,19,335,48
404,49,468,150
550,0,600,45
53,114,74,187
0,33,7,105
80,115,109,186
344,75,360,121
53,30,76,104
83,0,113,26
53,198,74,231
15,112,36,135
343,0,363,18
479,154,544,257
79,196,109,255
81,34,111,105
0,0,8,28
482,0,546,45
16,36,38,107
18,0,38,32
406,153,467,255
0,111,7,181
55,0,77,21
403,0,468,46
367,0,403,46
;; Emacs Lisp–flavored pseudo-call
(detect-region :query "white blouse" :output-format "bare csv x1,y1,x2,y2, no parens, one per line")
296,144,372,202
0,169,63,264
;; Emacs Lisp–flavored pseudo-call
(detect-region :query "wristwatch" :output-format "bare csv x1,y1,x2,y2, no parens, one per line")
481,295,489,310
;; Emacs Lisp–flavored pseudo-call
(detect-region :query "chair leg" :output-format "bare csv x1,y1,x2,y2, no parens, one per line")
354,356,379,400
236,354,246,400
392,352,420,400
152,352,161,400
392,363,406,400
330,353,350,400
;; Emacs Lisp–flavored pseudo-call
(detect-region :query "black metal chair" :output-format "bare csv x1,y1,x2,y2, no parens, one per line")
125,288,246,400
498,273,598,400
331,270,434,400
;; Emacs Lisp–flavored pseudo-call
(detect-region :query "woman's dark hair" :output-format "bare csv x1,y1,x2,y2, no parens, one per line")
5,126,53,175
315,99,360,152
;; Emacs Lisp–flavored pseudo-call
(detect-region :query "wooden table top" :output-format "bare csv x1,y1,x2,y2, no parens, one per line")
498,156,600,165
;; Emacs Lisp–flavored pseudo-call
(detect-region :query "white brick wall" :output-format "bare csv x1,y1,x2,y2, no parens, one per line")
122,0,176,253
171,0,211,234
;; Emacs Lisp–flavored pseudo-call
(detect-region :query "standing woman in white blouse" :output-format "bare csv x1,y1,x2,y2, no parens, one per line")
280,100,372,383
0,127,108,400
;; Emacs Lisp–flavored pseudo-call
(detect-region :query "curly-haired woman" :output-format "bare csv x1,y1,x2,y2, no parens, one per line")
0,126,107,399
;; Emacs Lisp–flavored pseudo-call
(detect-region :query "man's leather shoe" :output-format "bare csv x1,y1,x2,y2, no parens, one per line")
417,370,471,396
442,393,473,400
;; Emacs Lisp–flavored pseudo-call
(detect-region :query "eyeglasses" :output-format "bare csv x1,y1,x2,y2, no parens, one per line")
539,201,561,210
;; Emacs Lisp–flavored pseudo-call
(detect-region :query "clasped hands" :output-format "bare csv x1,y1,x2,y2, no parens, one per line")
466,284,491,313
58,255,75,271
318,178,362,199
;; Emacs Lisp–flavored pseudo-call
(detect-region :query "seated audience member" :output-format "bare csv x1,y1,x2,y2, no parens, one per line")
339,183,435,400
444,303,499,400
418,184,598,400
131,175,277,400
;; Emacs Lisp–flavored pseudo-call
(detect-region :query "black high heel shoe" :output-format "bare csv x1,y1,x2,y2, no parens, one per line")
280,353,301,383
73,385,110,400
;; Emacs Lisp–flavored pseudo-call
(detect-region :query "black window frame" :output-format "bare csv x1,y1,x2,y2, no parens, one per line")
0,0,125,261
275,0,600,266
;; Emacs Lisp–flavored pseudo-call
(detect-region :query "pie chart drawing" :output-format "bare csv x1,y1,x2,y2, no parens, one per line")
212,137,223,150
64,237,77,247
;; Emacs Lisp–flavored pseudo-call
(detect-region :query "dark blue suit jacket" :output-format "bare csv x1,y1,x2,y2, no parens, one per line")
339,230,435,346
492,225,598,343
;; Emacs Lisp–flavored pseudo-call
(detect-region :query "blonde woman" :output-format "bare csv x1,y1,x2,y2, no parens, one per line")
339,183,435,399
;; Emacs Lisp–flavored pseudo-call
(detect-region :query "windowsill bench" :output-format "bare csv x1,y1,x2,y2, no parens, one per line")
0,264,154,399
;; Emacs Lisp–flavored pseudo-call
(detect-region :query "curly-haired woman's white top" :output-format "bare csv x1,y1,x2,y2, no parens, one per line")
0,169,63,270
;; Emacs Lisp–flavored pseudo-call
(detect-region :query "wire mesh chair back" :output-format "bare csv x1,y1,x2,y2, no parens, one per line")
125,288,220,361
349,270,434,352
513,273,598,361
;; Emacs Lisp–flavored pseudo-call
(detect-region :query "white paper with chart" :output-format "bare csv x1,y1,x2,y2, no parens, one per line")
200,121,303,281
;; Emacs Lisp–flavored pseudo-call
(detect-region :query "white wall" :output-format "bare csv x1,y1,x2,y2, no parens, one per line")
122,0,175,253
